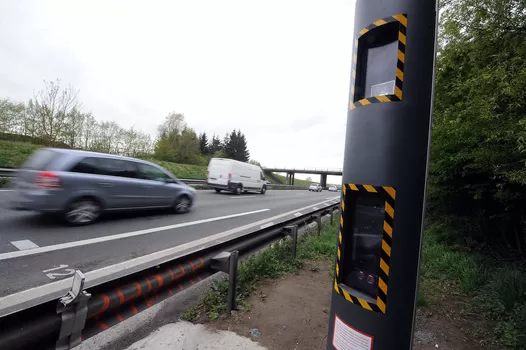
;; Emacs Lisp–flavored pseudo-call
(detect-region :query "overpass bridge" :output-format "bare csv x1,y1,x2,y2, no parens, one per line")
263,167,343,187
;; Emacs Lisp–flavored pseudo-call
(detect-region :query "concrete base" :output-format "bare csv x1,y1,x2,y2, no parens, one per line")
124,321,265,350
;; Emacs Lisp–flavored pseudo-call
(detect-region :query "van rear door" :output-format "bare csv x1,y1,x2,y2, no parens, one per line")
208,159,230,187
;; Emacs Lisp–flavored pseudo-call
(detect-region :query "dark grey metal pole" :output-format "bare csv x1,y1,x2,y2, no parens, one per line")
227,250,239,313
291,226,298,259
327,0,438,349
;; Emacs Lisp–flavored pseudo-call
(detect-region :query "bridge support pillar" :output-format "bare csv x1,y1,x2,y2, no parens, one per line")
291,173,295,185
320,174,327,188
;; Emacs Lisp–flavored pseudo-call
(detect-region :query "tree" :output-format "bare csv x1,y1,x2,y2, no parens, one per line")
177,127,201,164
223,129,250,162
429,0,526,256
209,134,223,154
29,79,80,145
198,132,209,155
154,112,186,161
0,99,25,134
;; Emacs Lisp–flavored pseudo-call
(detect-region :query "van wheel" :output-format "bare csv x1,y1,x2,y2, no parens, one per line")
64,198,101,226
174,195,191,214
260,185,266,194
235,185,242,195
215,189,221,193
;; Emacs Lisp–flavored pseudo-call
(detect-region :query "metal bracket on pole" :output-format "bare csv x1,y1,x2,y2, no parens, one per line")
56,271,91,350
211,251,239,313
317,214,322,235
283,225,299,259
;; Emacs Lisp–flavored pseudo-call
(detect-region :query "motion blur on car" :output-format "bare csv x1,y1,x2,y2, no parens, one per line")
328,185,338,192
11,148,196,226
309,183,322,192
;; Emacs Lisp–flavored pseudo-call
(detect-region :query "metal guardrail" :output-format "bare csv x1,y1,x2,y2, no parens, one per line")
0,167,15,178
0,202,339,350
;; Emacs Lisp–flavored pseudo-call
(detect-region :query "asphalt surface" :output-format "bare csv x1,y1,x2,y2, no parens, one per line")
0,189,339,302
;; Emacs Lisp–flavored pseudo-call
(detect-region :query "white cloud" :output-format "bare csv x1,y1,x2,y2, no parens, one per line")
0,0,355,180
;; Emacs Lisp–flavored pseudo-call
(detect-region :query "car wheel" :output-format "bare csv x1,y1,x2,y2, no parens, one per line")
215,189,221,193
64,198,101,226
235,185,242,195
260,185,266,194
174,195,191,214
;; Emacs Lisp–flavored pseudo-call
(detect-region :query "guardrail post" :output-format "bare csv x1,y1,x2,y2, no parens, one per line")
56,271,91,350
283,225,299,259
317,214,322,235
211,251,239,313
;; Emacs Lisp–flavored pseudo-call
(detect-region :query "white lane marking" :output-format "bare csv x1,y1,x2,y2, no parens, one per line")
10,240,39,250
0,190,14,192
42,265,75,280
0,209,270,261
230,196,256,199
312,206,319,210
260,222,274,229
42,265,69,273
0,197,337,317
294,212,303,217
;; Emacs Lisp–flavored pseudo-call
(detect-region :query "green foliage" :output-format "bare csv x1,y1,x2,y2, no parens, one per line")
0,178,12,188
422,225,526,348
416,291,429,307
181,308,197,322
0,140,40,168
430,0,526,257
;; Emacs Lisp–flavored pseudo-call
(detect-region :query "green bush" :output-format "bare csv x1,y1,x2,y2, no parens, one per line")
423,224,526,348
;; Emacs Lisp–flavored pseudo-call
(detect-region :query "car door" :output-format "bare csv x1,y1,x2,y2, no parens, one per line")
135,163,173,207
96,158,143,209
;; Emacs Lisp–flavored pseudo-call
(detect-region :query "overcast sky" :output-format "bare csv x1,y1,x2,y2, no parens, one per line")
0,0,355,182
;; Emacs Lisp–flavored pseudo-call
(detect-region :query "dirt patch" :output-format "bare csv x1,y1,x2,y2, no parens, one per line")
207,260,332,350
201,260,494,350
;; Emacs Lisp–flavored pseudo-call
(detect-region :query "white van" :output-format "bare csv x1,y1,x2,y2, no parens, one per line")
207,158,267,195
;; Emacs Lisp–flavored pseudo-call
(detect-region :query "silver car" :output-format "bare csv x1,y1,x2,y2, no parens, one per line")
12,148,196,225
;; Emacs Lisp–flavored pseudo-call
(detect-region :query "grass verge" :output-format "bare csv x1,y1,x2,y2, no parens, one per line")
420,223,526,349
182,219,337,322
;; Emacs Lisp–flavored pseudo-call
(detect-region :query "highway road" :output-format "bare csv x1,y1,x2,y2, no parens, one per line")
0,189,339,309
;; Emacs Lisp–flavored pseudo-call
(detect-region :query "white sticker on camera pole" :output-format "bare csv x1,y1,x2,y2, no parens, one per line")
332,314,373,350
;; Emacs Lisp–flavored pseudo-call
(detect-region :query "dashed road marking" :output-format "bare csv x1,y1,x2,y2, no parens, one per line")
260,222,274,229
11,240,39,250
0,208,270,261
294,212,303,217
230,196,256,199
312,207,319,210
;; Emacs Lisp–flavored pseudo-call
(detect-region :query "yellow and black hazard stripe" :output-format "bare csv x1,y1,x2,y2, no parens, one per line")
350,14,407,110
334,184,396,314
